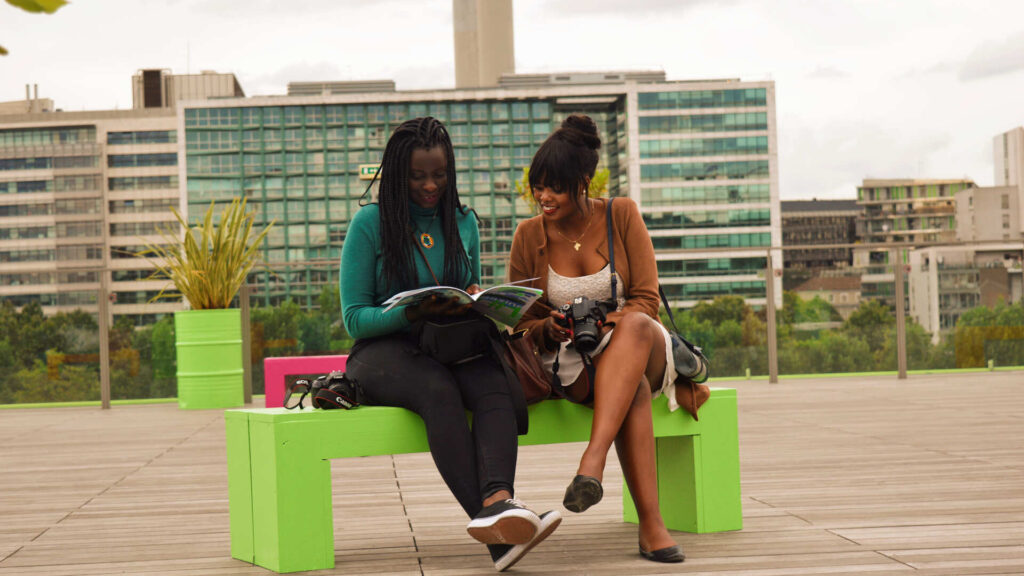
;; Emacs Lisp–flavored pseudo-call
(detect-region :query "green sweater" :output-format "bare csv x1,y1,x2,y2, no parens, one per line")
340,201,481,340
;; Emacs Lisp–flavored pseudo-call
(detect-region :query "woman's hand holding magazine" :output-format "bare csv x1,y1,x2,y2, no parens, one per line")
383,278,541,326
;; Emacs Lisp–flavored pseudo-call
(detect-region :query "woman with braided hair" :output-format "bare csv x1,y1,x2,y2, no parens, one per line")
341,117,560,571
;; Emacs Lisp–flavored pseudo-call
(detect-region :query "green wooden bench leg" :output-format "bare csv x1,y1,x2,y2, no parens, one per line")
226,412,255,564
249,419,336,573
622,391,742,533
692,389,742,532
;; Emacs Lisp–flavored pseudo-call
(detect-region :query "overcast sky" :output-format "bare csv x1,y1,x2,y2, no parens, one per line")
3,0,1024,200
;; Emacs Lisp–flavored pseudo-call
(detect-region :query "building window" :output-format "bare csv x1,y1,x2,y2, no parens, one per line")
108,153,177,168
108,131,176,145
1003,194,1010,209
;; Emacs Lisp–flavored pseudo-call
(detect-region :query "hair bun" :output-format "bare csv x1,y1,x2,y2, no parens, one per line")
560,114,601,151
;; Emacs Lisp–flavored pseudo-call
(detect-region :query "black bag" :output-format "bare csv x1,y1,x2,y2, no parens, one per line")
412,311,495,365
284,371,363,410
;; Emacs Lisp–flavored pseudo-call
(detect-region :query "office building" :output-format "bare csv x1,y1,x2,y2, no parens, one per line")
181,75,780,309
0,71,241,324
781,198,858,273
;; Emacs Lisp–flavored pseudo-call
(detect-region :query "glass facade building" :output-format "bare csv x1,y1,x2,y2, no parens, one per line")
181,79,779,308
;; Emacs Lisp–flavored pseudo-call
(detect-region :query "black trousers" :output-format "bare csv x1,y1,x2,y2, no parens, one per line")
346,333,518,518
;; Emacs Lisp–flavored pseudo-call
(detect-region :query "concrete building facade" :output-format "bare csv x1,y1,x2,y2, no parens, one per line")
955,185,1021,242
0,108,180,323
453,0,515,89
908,244,1024,341
1,71,242,324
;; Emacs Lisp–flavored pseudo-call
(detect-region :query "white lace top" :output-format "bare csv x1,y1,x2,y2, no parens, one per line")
546,264,626,312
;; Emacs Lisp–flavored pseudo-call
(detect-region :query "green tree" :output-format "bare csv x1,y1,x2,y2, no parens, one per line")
842,299,893,353
251,299,303,356
318,285,341,321
796,330,872,374
150,316,176,383
692,295,747,327
9,362,99,404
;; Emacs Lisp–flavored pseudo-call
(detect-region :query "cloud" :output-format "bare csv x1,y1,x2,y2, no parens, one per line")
959,31,1024,81
243,61,344,96
186,0,409,17
779,118,955,200
806,66,848,79
542,0,736,16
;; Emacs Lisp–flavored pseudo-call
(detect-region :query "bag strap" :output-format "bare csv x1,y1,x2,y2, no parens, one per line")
659,285,680,333
658,284,709,376
606,198,617,302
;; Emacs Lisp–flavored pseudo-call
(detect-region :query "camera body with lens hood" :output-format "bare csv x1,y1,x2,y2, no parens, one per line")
555,296,614,354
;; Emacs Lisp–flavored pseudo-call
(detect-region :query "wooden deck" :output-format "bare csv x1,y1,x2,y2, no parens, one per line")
1,371,1023,575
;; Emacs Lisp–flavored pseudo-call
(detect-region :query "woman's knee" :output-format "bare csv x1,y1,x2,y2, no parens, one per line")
613,312,655,347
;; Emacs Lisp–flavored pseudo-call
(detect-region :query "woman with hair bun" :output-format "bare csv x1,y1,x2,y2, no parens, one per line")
342,117,560,572
508,114,690,563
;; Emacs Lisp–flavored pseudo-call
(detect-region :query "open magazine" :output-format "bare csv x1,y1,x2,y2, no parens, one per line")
382,279,542,327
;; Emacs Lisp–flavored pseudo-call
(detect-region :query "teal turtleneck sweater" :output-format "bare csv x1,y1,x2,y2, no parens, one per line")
340,201,481,339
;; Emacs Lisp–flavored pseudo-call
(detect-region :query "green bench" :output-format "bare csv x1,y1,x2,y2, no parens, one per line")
225,388,742,573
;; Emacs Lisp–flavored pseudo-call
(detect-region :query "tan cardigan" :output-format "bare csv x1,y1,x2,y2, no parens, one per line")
508,197,661,350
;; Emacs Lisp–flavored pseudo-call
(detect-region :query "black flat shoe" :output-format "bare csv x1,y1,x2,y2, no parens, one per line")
562,474,603,513
639,544,685,563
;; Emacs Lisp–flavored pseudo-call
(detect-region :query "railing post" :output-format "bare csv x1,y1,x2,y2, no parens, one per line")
98,273,111,409
766,249,778,384
241,283,253,404
894,248,908,379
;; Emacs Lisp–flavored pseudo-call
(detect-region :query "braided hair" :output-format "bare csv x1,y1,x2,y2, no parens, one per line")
366,117,471,292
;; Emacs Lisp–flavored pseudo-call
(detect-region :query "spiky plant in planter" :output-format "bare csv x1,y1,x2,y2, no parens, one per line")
138,198,274,409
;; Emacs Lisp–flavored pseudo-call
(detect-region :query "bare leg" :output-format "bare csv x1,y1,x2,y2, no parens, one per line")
577,313,667,482
614,382,675,552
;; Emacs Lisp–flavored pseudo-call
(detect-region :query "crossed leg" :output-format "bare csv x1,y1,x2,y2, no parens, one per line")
577,311,676,551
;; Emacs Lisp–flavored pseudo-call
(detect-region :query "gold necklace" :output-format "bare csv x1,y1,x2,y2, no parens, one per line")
553,212,594,252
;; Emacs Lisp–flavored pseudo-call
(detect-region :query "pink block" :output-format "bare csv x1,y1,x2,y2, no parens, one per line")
264,355,348,408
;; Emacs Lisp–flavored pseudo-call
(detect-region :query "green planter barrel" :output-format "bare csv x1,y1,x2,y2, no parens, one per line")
175,308,244,410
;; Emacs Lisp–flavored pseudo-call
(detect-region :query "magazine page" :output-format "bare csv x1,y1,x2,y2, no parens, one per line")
381,280,542,326
381,286,472,312
470,285,543,326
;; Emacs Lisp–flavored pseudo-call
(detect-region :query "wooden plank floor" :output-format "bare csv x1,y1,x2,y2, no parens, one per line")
1,371,1022,575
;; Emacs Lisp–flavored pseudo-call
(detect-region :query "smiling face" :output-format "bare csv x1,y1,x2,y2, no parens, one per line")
533,179,589,224
408,147,447,209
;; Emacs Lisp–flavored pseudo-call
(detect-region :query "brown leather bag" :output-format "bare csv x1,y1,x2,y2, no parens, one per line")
504,331,552,404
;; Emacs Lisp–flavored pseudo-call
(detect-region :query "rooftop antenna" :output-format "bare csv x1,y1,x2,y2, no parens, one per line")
186,40,190,74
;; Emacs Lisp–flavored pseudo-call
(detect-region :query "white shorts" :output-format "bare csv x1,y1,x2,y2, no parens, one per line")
540,316,682,412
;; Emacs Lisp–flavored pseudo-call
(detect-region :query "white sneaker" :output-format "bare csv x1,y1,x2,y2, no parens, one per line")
467,498,541,545
492,510,562,572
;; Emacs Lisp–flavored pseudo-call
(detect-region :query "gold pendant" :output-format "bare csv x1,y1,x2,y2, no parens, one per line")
573,242,581,251
420,233,435,249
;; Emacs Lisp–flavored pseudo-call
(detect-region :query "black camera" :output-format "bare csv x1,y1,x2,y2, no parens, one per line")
556,296,614,354
284,370,362,410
